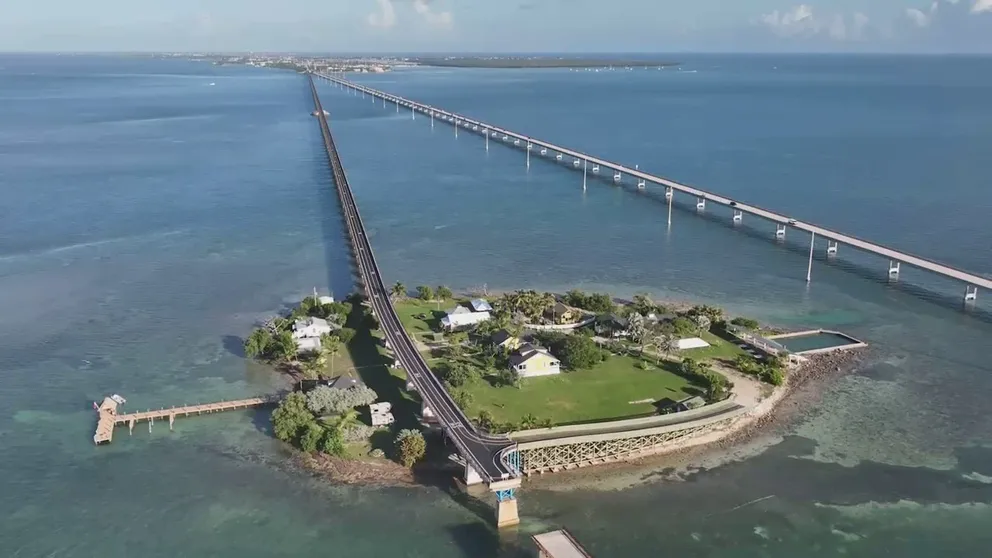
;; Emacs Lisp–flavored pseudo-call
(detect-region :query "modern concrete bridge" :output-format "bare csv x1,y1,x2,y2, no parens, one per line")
314,71,988,304
307,75,522,528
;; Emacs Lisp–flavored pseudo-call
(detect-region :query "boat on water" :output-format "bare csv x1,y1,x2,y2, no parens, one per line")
110,394,126,405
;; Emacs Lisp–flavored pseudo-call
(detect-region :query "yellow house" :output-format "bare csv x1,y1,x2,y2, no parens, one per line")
547,302,577,325
510,345,561,378
491,329,522,351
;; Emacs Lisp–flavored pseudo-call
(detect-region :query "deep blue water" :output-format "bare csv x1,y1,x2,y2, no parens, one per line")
2,53,992,556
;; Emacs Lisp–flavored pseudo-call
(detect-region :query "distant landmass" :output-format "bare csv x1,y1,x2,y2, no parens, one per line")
412,57,679,69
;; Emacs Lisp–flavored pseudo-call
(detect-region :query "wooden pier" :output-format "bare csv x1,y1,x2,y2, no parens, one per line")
93,395,276,445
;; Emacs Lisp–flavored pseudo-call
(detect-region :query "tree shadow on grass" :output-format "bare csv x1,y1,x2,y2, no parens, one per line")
341,297,422,431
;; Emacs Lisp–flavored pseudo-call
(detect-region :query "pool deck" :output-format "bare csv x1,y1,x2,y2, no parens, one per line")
767,329,868,356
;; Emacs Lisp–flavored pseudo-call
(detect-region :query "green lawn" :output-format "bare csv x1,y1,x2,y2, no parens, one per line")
463,355,699,427
392,298,454,341
677,330,747,362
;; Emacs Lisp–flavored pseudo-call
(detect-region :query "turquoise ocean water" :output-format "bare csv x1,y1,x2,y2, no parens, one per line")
2,54,992,556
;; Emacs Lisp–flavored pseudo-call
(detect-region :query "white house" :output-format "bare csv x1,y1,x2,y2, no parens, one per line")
292,317,334,339
297,337,322,353
440,305,490,330
469,298,493,312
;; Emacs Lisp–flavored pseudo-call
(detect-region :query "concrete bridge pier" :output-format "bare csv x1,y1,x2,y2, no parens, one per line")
582,159,588,190
696,197,706,211
776,224,787,239
411,106,415,120
592,164,599,174
827,241,839,256
421,402,435,422
806,231,816,283
965,285,978,303
490,479,522,529
733,209,743,224
527,142,531,168
464,463,484,486
455,120,459,138
430,110,434,129
485,129,489,151
665,186,673,200
888,260,901,278
556,152,563,161
613,171,622,184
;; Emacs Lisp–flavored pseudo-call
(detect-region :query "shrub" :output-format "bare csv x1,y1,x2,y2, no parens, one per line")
299,423,324,453
306,385,378,415
730,317,760,330
320,427,346,456
341,424,376,443
395,429,426,467
436,285,453,300
416,285,434,301
369,448,385,458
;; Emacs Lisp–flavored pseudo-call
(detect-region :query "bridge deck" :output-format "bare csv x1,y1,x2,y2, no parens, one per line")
317,73,991,293
93,396,274,444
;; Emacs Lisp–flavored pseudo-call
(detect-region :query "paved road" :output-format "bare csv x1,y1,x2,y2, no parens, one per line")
317,72,991,294
308,75,517,483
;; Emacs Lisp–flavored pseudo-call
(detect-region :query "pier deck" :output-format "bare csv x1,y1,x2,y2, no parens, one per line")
93,396,275,444
533,529,592,558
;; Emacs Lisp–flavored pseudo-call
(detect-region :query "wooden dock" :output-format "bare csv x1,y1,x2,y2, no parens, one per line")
93,395,276,444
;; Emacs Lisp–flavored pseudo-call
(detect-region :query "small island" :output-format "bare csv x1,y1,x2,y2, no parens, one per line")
241,285,863,481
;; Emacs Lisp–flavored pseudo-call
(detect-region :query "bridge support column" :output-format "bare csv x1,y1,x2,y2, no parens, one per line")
421,402,436,422
806,232,816,283
775,224,786,239
411,106,415,120
667,188,673,226
526,142,531,169
696,197,705,211
733,209,743,224
169,414,175,431
464,463,484,486
888,260,900,278
582,159,587,190
430,111,434,129
455,120,458,139
494,488,520,529
827,241,838,256
613,171,621,184
965,285,978,303
485,128,489,151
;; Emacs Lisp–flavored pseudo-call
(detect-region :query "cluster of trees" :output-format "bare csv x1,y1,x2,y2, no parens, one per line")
271,384,381,457
733,354,787,386
677,358,733,402
535,331,608,370
389,282,453,302
476,410,553,434
244,296,355,372
394,429,426,467
271,392,347,456
494,290,556,322
564,290,615,313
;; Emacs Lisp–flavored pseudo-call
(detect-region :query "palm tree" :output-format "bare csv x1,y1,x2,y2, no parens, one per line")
321,334,341,376
391,281,406,300
653,332,680,363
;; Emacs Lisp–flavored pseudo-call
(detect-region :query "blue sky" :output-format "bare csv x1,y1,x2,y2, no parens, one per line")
1,0,990,53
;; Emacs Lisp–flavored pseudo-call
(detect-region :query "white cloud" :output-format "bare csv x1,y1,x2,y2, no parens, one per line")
973,0,992,12
757,5,871,41
413,0,454,28
368,0,397,28
906,7,931,26
759,5,821,37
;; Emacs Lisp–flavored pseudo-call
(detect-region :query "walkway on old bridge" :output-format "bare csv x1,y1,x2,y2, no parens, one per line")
93,396,275,445
306,75,522,526
314,72,989,304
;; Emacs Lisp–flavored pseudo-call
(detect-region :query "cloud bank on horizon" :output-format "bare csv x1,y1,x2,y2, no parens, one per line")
0,0,989,52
